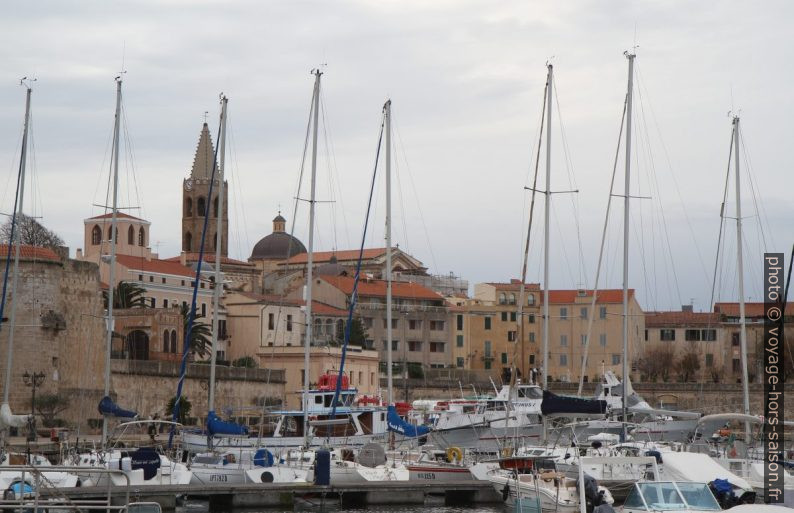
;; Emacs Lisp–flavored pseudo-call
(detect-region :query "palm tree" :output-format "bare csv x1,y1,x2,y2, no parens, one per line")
103,281,147,309
180,304,212,359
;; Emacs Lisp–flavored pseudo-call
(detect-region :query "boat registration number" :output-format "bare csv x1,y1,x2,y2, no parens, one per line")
416,473,436,480
210,474,228,482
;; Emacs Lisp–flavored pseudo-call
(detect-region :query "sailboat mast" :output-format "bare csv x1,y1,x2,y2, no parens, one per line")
303,69,322,446
102,76,123,445
733,116,751,440
2,84,32,406
384,99,393,406
621,53,635,441
208,95,228,414
542,64,552,391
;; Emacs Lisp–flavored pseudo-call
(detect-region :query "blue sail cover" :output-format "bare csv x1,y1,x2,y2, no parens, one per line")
387,405,429,437
207,410,249,435
97,396,138,418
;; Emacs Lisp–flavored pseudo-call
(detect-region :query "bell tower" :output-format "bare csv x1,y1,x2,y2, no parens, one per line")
182,123,228,256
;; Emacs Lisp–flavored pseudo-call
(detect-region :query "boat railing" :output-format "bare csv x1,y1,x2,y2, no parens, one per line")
0,465,131,512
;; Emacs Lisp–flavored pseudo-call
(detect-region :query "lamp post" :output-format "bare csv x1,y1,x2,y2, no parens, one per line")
22,371,45,442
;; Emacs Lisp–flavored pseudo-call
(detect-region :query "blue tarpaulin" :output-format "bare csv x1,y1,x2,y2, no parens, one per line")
97,396,137,418
207,410,249,435
387,405,429,437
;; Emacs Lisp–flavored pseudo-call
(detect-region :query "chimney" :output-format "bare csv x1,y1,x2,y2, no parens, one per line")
76,248,83,259
180,251,187,266
682,304,693,313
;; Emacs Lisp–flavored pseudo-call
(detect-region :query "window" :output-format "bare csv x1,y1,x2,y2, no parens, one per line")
660,329,676,341
456,314,463,330
560,354,567,366
182,301,187,310
612,354,621,365
363,317,373,329
507,331,516,342
430,320,445,331
510,311,517,322
218,320,227,339
128,226,135,245
456,334,464,347
644,329,648,341
527,294,535,306
430,342,445,353
528,314,535,323
136,227,144,247
409,319,422,330
138,274,143,281
162,299,168,308
529,332,535,342
163,330,169,352
501,312,507,322
162,277,166,284
685,329,701,341
108,226,117,243
599,306,607,319
185,197,193,217
184,232,192,252
382,340,399,351
171,330,177,353
560,307,568,320
197,196,206,216
201,303,206,316
484,340,492,357
91,225,101,245
705,353,714,367
181,280,186,286
484,317,491,330
382,318,398,329
529,354,535,364
599,334,607,347
508,293,516,305
485,360,491,370
732,359,741,372
560,335,568,347
498,293,507,305
501,353,508,364
213,196,219,218
580,307,588,319
408,341,422,352
702,329,717,341
581,334,587,346
149,275,154,282
268,313,275,330
732,332,740,346
286,314,293,332
150,297,155,307
456,357,464,368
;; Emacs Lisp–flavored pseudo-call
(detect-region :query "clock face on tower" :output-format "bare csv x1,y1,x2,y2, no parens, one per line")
184,179,194,191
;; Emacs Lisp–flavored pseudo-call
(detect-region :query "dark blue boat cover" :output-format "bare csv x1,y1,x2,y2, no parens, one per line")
540,390,608,416
207,409,249,435
387,405,430,437
97,395,138,418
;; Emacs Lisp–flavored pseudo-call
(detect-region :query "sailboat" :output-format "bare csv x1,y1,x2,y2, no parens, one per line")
70,76,191,488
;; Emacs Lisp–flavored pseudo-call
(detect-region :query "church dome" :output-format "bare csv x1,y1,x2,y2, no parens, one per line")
249,213,307,261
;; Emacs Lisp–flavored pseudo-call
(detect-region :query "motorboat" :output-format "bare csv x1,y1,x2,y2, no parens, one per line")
190,448,308,484
621,481,722,512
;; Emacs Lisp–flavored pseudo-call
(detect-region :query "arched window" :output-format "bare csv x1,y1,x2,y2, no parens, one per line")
527,294,536,306
498,292,507,305
170,330,178,353
213,196,219,218
314,318,322,336
127,226,134,245
107,226,118,243
184,232,192,252
185,197,193,217
163,330,169,352
509,293,516,305
138,227,145,247
336,319,345,340
91,225,101,245
197,197,206,217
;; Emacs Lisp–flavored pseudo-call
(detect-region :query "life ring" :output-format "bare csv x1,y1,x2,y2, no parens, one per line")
446,446,463,463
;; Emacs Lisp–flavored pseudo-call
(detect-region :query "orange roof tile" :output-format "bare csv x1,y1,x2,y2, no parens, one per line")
540,289,635,304
320,275,442,301
714,302,794,318
0,244,60,262
645,311,720,327
163,253,254,267
115,254,195,278
233,292,348,316
86,212,147,222
284,248,387,265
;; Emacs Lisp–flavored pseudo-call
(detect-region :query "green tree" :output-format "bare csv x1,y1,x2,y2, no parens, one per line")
335,317,368,348
104,281,147,309
166,395,192,425
677,343,701,382
34,393,70,428
232,356,258,368
180,304,212,358
0,213,64,249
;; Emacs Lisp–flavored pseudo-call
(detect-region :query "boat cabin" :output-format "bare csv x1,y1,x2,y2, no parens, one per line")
622,482,721,512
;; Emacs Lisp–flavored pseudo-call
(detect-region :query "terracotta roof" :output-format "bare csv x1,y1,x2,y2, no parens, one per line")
233,292,348,316
0,244,60,262
284,248,387,265
541,289,635,304
645,311,720,327
163,253,254,267
115,254,195,278
485,280,542,292
320,275,442,301
714,302,794,318
85,212,146,222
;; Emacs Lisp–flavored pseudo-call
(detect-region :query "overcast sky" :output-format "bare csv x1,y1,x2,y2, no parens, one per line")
0,1,791,312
